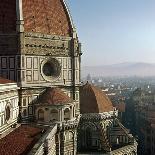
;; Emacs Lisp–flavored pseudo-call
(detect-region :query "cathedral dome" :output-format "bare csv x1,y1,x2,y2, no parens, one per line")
22,0,73,36
0,0,73,36
80,82,114,114
38,87,73,105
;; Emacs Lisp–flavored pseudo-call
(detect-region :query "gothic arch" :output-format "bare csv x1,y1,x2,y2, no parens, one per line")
81,122,98,131
79,122,100,150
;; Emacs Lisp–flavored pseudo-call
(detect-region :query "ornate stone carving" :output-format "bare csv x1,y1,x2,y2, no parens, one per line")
20,88,44,95
24,35,71,56
24,32,71,41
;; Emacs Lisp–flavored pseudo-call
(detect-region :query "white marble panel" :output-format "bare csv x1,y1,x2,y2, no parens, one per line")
26,57,32,69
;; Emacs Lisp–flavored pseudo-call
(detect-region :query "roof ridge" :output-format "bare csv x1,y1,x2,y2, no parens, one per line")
90,85,100,113
81,83,99,113
91,85,113,112
80,83,114,113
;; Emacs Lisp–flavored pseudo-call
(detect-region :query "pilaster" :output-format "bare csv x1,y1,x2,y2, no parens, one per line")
16,0,24,33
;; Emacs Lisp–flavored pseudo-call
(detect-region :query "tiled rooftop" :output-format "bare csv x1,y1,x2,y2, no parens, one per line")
23,0,71,36
38,87,73,105
0,77,15,84
80,82,114,114
0,125,43,155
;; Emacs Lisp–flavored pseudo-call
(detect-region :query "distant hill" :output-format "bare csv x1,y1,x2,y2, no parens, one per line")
82,62,155,77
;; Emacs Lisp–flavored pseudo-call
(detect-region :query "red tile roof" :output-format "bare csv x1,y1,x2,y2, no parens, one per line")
38,87,73,105
80,82,114,114
0,125,42,155
22,0,72,36
0,77,15,84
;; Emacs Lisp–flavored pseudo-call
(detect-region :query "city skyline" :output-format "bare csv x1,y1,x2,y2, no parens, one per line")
67,0,155,66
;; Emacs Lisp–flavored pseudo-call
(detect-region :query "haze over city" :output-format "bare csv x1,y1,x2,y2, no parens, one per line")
67,0,155,66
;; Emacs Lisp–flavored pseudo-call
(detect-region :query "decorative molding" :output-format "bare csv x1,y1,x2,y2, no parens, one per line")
16,0,24,32
19,88,44,95
24,32,71,41
24,37,71,56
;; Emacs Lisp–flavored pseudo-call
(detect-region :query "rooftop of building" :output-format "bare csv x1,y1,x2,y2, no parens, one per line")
80,82,114,114
0,125,43,155
0,0,73,36
22,0,72,36
38,87,73,105
0,77,15,84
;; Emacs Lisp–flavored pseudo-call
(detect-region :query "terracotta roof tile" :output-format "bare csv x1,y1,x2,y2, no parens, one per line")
0,77,15,84
80,82,114,114
22,0,72,36
38,87,73,105
0,125,42,155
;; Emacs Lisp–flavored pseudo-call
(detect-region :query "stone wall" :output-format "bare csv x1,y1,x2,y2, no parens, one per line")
0,83,19,133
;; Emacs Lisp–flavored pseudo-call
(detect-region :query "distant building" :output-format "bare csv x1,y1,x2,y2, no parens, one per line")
130,88,155,155
86,74,92,82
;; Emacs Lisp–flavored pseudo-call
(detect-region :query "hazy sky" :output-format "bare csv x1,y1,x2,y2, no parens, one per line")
67,0,155,66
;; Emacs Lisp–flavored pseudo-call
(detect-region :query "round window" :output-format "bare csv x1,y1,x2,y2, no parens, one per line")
43,62,55,76
6,106,10,121
42,58,61,81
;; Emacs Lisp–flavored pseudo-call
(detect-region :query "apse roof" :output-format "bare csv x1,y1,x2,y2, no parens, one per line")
38,87,73,105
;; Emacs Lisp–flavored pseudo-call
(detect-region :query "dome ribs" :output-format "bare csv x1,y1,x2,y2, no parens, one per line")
80,82,114,114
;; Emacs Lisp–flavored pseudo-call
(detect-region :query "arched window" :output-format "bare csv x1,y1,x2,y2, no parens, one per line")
50,109,59,121
38,109,44,121
5,106,11,121
23,109,27,117
82,123,98,149
64,108,70,121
